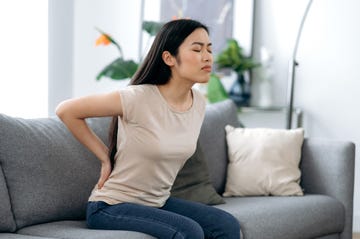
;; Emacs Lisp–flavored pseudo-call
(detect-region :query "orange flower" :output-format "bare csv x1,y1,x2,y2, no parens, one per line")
95,34,111,46
171,15,191,21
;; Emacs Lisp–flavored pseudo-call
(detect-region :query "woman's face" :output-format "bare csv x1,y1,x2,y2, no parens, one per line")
171,28,213,84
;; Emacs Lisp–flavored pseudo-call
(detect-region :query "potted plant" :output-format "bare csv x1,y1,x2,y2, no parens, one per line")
95,21,164,81
215,38,259,106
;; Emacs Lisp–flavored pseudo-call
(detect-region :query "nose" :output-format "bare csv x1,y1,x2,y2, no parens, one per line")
203,51,213,62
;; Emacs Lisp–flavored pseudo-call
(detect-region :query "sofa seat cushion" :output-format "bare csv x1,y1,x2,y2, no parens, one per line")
315,235,340,239
215,194,344,239
0,234,56,239
16,221,155,239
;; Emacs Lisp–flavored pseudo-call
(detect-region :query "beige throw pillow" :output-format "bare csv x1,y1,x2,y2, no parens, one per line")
223,125,304,197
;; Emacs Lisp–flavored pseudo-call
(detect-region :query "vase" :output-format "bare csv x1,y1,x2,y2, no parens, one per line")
229,73,251,107
257,78,273,107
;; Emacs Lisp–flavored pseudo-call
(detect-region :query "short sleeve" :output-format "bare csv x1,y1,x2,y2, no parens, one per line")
119,85,147,123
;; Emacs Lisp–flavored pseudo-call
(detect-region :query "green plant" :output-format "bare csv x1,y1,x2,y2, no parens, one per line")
211,38,260,106
95,21,164,81
215,38,259,75
207,74,229,103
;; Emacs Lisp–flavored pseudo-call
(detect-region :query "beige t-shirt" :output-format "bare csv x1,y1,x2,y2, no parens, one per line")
88,84,206,207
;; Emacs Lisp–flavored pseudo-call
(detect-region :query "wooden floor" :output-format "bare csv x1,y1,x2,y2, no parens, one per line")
354,233,360,239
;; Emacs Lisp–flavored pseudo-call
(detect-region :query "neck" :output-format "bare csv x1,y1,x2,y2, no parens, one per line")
157,79,194,112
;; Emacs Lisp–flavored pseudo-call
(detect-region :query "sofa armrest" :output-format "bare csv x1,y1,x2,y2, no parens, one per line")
300,138,355,239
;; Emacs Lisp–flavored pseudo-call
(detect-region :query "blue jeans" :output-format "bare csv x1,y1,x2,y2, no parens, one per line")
87,197,240,239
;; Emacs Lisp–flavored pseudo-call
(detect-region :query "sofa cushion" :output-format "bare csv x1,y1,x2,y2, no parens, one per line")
198,100,242,194
0,234,56,239
223,126,304,197
17,221,155,239
216,194,344,239
316,235,340,239
0,114,111,229
0,165,16,232
171,141,225,205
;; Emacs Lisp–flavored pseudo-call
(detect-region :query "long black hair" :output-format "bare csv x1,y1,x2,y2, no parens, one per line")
108,19,209,168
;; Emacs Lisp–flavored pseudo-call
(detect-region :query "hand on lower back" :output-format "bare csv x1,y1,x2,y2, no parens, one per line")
97,160,112,189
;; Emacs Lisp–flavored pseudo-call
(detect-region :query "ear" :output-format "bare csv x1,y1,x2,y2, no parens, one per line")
162,51,175,66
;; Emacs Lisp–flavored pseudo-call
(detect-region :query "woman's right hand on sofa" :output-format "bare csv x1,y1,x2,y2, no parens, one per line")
97,160,112,189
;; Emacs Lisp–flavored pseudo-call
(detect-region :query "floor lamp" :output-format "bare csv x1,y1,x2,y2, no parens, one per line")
286,0,314,129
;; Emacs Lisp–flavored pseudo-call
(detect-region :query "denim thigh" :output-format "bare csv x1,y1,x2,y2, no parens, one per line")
162,197,241,239
87,198,240,239
86,200,204,239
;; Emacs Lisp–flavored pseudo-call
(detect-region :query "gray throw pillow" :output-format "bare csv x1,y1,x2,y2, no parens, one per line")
171,142,225,205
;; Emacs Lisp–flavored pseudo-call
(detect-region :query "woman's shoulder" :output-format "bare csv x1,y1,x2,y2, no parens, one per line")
118,85,156,119
119,84,155,97
121,84,153,92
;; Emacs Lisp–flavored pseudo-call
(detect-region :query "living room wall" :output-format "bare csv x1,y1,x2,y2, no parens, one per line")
252,0,360,232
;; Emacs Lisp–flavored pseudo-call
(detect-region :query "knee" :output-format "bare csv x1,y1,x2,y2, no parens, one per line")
216,212,241,238
175,218,204,239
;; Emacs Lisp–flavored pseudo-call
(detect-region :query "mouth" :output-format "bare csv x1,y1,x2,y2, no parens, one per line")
201,66,212,72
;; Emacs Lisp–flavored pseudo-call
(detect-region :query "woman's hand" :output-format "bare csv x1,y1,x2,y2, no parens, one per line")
97,160,112,189
55,91,123,189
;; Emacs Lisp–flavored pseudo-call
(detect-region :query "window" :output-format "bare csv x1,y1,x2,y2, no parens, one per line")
0,0,48,118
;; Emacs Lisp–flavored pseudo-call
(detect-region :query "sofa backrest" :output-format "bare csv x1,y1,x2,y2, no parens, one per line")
0,164,17,232
0,114,111,229
199,100,242,194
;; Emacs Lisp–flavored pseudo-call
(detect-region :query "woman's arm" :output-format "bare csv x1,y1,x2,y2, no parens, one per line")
55,91,123,188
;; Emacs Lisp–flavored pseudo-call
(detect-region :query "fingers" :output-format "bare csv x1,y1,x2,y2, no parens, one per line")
97,162,112,189
97,172,110,189
97,176,106,189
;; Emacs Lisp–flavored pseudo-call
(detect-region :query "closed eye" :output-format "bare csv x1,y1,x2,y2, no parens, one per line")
192,48,212,53
191,41,212,53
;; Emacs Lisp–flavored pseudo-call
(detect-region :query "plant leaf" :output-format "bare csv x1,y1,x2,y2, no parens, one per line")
142,21,164,36
207,74,229,103
96,58,138,80
216,38,260,74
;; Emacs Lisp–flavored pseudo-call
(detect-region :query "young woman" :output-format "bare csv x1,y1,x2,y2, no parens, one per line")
56,19,240,239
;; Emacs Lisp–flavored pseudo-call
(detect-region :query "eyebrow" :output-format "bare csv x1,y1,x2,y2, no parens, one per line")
192,42,212,47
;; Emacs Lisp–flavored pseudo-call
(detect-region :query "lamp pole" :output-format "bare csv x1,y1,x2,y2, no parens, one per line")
138,0,145,62
286,0,314,129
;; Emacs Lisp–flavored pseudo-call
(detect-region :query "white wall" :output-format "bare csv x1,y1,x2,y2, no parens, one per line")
48,0,73,116
72,0,142,97
252,0,360,232
0,1,48,118
71,0,161,98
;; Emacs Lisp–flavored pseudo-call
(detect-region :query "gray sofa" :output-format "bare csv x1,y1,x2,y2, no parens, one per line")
0,99,355,239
